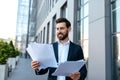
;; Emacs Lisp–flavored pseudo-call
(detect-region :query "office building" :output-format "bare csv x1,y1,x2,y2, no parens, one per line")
27,0,120,80
15,0,30,56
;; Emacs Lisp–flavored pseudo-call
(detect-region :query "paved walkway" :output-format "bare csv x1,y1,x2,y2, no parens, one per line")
7,58,48,80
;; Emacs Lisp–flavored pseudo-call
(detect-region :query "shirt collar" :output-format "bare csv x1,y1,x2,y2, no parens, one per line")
58,40,70,46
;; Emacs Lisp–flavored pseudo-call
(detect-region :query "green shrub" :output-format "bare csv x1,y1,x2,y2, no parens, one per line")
0,39,9,64
15,48,20,56
8,40,20,57
0,39,20,64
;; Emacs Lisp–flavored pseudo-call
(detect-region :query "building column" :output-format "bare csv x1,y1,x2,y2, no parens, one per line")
88,0,112,80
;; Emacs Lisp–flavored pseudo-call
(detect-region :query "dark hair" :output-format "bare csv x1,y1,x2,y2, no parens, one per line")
56,18,71,28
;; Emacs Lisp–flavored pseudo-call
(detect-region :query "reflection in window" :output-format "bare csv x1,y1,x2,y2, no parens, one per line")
17,36,22,41
112,9,120,32
76,0,89,60
112,35,120,80
111,0,120,80
40,31,42,43
83,17,89,39
111,0,120,32
83,40,88,60
43,27,45,43
47,22,50,43
61,2,67,18
52,15,56,43
84,3,89,17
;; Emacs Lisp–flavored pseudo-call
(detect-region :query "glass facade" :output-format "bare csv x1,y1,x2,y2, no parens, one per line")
28,0,37,42
43,27,45,43
15,0,30,55
60,2,67,18
111,0,120,80
46,22,50,43
76,0,89,60
112,0,120,32
52,15,56,43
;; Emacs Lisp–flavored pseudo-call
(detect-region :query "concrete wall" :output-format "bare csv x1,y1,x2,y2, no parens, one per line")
0,64,8,80
88,0,112,80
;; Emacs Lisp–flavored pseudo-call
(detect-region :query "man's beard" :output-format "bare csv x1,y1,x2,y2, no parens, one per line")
57,32,68,40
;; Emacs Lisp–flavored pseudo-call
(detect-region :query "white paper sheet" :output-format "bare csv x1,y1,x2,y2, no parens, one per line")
26,42,58,70
52,59,86,76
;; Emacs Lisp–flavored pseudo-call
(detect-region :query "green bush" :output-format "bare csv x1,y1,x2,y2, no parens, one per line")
0,39,20,64
8,40,20,57
0,39,9,64
8,40,16,57
15,48,20,56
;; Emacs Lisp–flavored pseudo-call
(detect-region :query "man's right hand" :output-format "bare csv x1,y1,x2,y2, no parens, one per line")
31,61,40,70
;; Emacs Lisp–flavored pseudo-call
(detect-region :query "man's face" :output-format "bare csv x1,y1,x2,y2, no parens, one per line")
56,22,71,40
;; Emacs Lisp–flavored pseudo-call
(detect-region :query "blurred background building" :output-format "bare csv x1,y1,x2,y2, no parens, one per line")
15,0,30,58
15,0,120,80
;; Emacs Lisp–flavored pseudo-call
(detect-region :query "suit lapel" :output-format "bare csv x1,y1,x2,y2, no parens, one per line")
52,42,58,62
67,41,73,61
53,41,74,62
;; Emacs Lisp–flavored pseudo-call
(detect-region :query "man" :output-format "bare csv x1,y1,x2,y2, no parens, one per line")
31,18,87,80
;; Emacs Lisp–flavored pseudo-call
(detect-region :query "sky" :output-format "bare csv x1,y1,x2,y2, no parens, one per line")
0,0,18,39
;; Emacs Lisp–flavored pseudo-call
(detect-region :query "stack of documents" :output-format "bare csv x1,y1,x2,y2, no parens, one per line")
26,42,86,76
52,60,86,76
26,42,58,70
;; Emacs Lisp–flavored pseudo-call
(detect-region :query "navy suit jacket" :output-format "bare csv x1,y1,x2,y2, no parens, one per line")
35,41,87,80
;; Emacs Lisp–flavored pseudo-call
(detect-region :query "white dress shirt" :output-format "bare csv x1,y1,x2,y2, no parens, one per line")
57,40,70,80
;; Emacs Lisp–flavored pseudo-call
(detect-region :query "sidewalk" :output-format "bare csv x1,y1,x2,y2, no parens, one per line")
7,58,48,80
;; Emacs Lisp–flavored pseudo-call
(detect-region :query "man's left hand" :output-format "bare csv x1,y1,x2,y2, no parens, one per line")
68,72,80,80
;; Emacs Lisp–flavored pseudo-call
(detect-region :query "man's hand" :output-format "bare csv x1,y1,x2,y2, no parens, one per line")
31,61,40,70
68,72,80,80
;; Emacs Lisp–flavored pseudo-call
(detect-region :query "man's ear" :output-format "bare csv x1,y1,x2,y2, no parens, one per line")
68,27,71,32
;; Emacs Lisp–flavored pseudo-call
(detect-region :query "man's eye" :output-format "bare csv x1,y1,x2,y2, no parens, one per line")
60,28,64,30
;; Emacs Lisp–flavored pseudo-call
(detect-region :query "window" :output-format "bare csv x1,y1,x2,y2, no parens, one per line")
52,15,56,43
43,27,46,43
111,0,120,80
75,0,89,60
40,31,42,43
112,34,120,80
47,22,50,43
111,0,120,32
61,2,67,18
